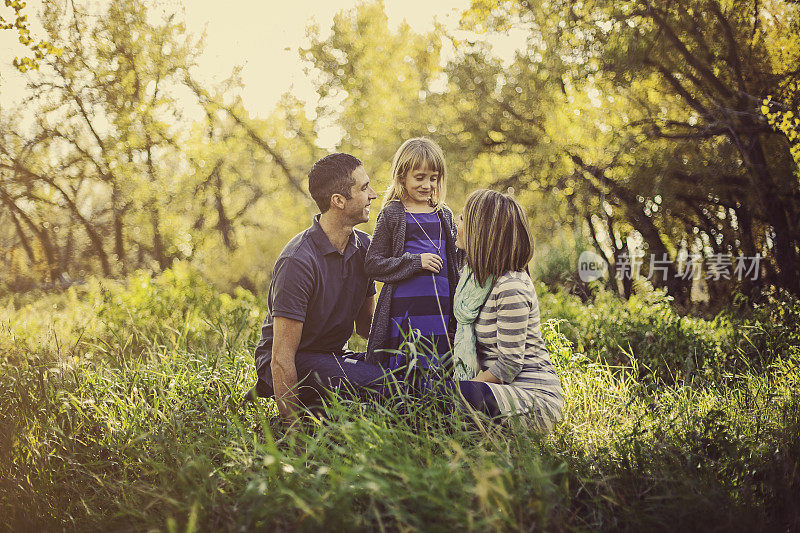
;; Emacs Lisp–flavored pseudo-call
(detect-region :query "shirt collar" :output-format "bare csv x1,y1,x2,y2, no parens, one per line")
309,214,361,258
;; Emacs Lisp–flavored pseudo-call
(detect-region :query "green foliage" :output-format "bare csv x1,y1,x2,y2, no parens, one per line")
760,1,800,170
576,288,732,382
531,226,595,294
730,288,800,365
4,0,798,305
94,263,263,362
540,282,800,388
1,0,319,293
301,1,447,190
0,0,61,71
456,0,800,300
1,265,799,530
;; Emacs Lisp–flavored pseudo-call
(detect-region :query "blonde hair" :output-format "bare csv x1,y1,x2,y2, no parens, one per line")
462,189,534,286
383,137,447,209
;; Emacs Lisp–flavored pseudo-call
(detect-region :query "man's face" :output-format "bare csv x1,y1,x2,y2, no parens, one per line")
344,166,377,224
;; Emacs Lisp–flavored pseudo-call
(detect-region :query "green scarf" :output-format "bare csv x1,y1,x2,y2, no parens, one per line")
451,265,493,380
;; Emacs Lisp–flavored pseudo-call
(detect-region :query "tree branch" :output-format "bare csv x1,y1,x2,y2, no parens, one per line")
647,6,734,100
185,75,307,196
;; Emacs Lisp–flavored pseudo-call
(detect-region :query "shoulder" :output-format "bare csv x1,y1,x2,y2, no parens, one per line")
492,271,534,300
380,200,406,217
275,253,314,276
279,228,314,260
375,201,406,228
437,203,454,221
354,227,371,249
275,230,317,272
434,204,456,234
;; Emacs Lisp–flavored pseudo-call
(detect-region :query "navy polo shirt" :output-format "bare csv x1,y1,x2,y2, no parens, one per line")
254,215,376,372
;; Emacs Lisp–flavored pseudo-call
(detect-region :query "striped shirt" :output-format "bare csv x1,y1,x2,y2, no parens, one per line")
474,271,563,429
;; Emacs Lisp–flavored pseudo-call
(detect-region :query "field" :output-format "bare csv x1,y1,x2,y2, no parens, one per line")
1,265,799,531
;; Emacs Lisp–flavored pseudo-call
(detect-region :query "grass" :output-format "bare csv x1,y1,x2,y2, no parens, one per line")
1,265,799,531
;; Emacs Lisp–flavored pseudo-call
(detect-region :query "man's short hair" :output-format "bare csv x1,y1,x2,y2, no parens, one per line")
308,153,363,213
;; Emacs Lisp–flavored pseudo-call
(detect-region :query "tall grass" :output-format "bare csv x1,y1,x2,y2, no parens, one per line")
1,266,798,531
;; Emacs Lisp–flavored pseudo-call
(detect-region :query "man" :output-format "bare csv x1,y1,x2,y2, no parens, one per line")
249,153,387,420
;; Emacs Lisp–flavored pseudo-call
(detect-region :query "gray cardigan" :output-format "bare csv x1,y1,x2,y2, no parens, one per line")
364,200,463,365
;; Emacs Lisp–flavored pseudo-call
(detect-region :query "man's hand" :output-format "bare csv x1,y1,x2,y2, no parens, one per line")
420,253,443,273
270,316,304,420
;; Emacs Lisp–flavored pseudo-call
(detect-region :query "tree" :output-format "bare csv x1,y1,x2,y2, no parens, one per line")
301,2,447,189
453,0,800,301
0,0,321,291
1,0,60,71
181,81,323,290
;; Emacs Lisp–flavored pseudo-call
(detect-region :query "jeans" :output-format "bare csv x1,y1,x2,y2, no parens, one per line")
255,350,391,407
254,350,501,417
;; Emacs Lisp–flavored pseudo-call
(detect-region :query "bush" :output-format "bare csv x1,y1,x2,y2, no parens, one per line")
539,283,800,386
94,262,264,362
531,227,596,298
2,265,799,531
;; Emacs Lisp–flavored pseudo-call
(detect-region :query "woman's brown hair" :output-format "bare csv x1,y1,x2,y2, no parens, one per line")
462,189,533,286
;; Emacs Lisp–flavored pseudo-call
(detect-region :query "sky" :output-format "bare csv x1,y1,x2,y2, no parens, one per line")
0,0,525,147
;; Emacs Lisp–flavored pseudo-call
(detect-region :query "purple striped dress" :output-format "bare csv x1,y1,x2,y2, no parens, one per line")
387,211,452,369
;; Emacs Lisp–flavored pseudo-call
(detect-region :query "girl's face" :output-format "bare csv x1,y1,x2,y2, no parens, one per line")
455,211,465,250
402,165,439,208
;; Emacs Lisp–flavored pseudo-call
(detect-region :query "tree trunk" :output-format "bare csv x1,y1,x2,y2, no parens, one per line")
586,214,620,296
0,190,60,282
740,133,800,294
213,163,235,251
61,226,73,275
571,153,690,303
145,139,170,271
8,164,111,277
8,210,36,264
616,242,634,299
113,184,126,276
150,208,168,271
734,202,759,296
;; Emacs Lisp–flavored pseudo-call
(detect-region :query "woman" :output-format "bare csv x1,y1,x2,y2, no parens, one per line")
448,189,563,431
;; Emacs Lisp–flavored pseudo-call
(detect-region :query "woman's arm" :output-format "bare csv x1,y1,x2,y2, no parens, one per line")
365,208,424,282
484,279,531,384
472,368,502,384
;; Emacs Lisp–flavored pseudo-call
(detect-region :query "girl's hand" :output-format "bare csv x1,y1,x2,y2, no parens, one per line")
420,253,443,273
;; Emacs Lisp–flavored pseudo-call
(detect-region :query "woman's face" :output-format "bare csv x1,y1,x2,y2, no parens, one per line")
455,211,465,249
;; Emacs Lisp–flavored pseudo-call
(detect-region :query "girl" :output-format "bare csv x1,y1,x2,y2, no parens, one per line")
365,138,462,370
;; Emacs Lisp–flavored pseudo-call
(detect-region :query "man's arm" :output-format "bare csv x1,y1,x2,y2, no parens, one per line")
270,316,304,419
355,294,375,339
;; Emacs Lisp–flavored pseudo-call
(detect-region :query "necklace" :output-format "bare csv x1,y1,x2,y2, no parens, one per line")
405,207,453,357
406,208,443,255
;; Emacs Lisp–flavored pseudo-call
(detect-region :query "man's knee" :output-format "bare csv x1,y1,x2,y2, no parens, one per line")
248,352,387,408
247,359,325,409
297,357,347,392
295,352,392,398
